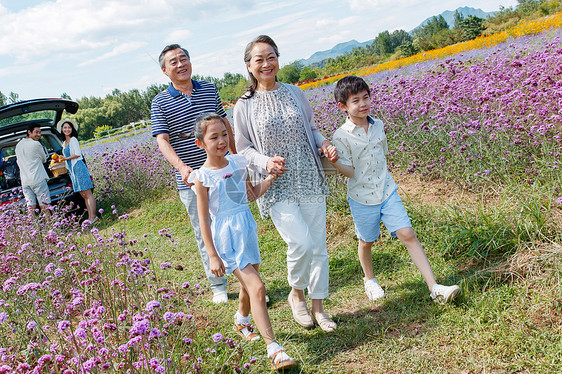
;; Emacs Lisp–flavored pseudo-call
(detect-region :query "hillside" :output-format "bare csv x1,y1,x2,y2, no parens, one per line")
298,6,495,66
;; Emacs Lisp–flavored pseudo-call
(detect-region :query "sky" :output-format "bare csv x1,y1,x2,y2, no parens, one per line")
0,0,518,101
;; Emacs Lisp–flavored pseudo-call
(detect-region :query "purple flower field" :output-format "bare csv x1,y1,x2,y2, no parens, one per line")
82,130,154,158
83,131,175,210
0,204,257,372
308,29,562,193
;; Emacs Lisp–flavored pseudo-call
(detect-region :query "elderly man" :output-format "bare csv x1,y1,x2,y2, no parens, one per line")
151,44,235,304
15,123,51,212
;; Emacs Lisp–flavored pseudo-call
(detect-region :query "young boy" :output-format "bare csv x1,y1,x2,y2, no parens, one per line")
324,75,460,304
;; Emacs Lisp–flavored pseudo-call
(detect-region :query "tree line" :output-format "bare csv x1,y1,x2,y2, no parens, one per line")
0,72,249,142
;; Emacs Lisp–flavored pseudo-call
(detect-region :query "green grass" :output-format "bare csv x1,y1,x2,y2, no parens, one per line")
99,184,562,373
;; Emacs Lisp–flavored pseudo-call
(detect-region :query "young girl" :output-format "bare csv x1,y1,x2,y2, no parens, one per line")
57,119,97,222
188,113,297,371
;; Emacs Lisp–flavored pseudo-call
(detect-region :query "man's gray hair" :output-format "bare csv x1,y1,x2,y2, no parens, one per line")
159,44,190,68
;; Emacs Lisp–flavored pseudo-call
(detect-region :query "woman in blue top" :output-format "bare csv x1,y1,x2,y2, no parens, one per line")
57,119,97,222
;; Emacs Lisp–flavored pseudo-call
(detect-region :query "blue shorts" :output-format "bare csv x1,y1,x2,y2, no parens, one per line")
348,190,411,243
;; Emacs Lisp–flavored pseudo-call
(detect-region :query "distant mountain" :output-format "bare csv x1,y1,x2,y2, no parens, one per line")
298,6,495,66
413,6,495,31
298,39,373,66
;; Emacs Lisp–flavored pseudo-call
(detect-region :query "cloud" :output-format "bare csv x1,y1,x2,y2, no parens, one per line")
105,71,167,95
316,19,336,28
317,32,353,46
0,60,48,79
78,41,147,66
164,29,193,44
0,0,260,61
192,45,248,77
347,0,425,11
0,2,144,61
274,15,364,59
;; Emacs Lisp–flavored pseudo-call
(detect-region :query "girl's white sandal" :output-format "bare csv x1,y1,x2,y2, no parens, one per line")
270,349,297,371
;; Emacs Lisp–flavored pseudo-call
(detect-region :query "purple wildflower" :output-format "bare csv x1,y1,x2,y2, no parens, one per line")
83,357,97,371
45,263,56,273
149,328,162,339
128,336,142,346
57,320,71,332
163,312,176,322
130,319,150,336
118,344,129,354
74,328,87,340
145,300,161,312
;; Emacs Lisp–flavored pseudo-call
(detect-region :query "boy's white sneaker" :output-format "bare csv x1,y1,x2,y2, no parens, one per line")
364,278,385,300
430,284,460,304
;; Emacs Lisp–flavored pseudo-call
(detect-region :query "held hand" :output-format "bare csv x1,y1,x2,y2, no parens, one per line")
266,154,287,177
209,255,225,277
319,141,339,163
179,165,194,186
265,174,277,183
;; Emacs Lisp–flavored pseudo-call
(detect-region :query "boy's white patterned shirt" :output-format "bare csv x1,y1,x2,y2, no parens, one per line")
332,116,398,205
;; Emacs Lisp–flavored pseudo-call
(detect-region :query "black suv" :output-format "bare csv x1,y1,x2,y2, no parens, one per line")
0,99,84,209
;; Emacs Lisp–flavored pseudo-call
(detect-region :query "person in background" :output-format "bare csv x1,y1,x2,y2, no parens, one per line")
326,75,461,304
15,123,51,213
57,119,97,222
151,43,236,304
234,35,338,332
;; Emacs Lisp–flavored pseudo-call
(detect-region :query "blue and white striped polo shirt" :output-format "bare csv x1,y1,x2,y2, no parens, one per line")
151,80,227,190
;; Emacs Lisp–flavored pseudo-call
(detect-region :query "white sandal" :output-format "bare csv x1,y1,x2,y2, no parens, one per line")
233,322,260,341
270,348,297,370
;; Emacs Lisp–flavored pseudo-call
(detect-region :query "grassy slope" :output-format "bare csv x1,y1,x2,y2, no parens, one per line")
108,176,562,373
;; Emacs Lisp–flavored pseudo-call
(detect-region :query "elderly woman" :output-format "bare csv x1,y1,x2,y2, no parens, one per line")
234,35,337,332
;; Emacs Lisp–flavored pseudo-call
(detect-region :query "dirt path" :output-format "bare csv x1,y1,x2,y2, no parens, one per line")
393,173,478,207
